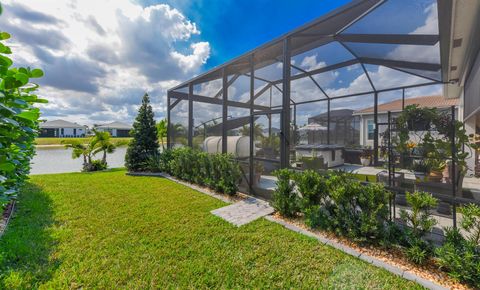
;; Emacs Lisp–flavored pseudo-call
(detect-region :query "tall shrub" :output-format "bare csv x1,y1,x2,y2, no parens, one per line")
0,28,46,207
272,169,299,217
125,93,159,171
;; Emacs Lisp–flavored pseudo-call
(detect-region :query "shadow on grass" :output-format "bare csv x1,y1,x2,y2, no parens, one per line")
0,182,59,288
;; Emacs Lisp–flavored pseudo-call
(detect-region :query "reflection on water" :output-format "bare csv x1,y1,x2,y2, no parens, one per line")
30,147,127,175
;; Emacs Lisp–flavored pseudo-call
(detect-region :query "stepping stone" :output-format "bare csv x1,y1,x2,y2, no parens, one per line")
211,197,274,227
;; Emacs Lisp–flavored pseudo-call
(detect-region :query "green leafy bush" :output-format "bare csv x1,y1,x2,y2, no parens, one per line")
163,147,240,195
294,170,327,211
144,153,162,172
435,204,480,287
0,29,46,207
400,191,438,264
272,169,299,217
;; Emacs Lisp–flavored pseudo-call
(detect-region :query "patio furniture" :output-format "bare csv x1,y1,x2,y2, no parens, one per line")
295,144,344,168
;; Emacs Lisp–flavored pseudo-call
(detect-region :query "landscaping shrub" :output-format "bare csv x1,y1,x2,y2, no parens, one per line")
328,175,390,242
0,27,46,207
164,147,240,195
272,169,299,217
294,170,327,211
125,93,159,172
400,191,438,264
144,153,162,172
435,204,480,287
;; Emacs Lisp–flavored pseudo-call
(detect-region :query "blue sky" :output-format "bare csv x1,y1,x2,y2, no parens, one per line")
142,0,351,69
0,0,441,125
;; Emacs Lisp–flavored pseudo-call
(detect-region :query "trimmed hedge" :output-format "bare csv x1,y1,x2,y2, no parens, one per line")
151,147,241,195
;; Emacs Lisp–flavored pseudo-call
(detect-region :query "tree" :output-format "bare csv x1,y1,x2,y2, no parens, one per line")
62,130,117,172
125,93,159,171
92,130,117,165
156,118,167,150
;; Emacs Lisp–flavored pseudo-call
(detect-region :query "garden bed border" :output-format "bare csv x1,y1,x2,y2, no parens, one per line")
0,200,16,238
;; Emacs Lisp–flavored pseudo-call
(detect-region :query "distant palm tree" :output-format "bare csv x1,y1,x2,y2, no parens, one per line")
156,119,168,149
239,123,263,139
92,130,117,165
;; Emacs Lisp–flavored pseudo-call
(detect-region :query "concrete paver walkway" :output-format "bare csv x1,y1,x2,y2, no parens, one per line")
211,197,274,227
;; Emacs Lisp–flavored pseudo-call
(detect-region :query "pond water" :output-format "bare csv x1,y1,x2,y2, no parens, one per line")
30,147,127,175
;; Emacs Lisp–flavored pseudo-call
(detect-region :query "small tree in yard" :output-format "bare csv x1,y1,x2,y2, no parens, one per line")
125,93,159,171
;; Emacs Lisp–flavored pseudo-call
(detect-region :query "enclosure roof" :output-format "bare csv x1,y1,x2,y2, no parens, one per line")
169,0,451,96
353,95,459,115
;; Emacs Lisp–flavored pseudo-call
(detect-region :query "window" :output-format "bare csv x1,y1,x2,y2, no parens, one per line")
61,128,64,136
367,120,375,140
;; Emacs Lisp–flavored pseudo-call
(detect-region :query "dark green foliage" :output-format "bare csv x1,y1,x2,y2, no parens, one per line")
90,159,107,171
435,204,480,287
328,175,390,242
162,147,241,195
144,153,162,172
272,169,299,217
294,170,327,211
400,191,438,264
0,26,46,207
125,93,159,172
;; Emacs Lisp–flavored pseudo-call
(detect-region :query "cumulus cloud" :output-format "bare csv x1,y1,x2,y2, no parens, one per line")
0,0,211,125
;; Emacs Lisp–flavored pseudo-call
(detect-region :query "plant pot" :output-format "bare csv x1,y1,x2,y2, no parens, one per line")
414,171,426,181
360,157,371,166
428,170,443,182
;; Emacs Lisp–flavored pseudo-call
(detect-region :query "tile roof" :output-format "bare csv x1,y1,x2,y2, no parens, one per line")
354,96,459,115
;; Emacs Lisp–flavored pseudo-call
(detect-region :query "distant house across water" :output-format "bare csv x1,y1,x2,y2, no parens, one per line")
39,119,87,137
95,121,132,137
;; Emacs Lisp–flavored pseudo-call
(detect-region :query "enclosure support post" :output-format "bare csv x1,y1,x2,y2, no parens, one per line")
402,88,405,110
451,105,457,228
167,91,171,149
188,83,193,148
281,37,291,168
373,92,379,165
222,68,228,154
327,99,331,145
249,54,255,195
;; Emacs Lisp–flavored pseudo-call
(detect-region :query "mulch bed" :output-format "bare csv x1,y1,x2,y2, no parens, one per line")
273,213,471,290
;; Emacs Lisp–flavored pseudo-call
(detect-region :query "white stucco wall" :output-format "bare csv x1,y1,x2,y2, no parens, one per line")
56,127,85,137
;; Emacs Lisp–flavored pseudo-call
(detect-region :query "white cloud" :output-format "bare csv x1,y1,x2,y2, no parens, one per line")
0,0,211,126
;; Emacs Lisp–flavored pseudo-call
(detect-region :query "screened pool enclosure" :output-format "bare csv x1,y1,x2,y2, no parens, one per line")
166,0,475,226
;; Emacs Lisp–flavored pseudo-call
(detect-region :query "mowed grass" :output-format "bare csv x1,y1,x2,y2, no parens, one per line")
35,137,132,146
0,170,422,289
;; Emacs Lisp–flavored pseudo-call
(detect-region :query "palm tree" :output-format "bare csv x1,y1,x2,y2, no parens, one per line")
239,123,263,139
62,140,93,171
91,130,116,166
156,119,167,149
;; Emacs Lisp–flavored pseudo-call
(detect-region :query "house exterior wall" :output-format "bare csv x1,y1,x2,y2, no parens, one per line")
39,127,85,137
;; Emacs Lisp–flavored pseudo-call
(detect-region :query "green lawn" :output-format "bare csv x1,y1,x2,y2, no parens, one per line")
0,170,421,289
35,137,132,146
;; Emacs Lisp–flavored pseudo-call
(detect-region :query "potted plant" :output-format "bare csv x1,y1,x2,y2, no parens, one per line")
411,159,429,181
397,105,435,131
425,151,446,182
359,148,372,166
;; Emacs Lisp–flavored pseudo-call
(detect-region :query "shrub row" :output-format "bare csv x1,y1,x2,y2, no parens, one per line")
0,30,45,208
145,147,241,195
272,169,480,288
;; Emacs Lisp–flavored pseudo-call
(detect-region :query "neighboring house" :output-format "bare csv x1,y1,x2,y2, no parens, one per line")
307,109,360,146
353,95,460,148
95,121,132,137
39,119,87,137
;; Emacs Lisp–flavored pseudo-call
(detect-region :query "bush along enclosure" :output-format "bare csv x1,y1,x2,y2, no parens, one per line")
0,28,46,208
271,169,480,288
142,147,241,196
